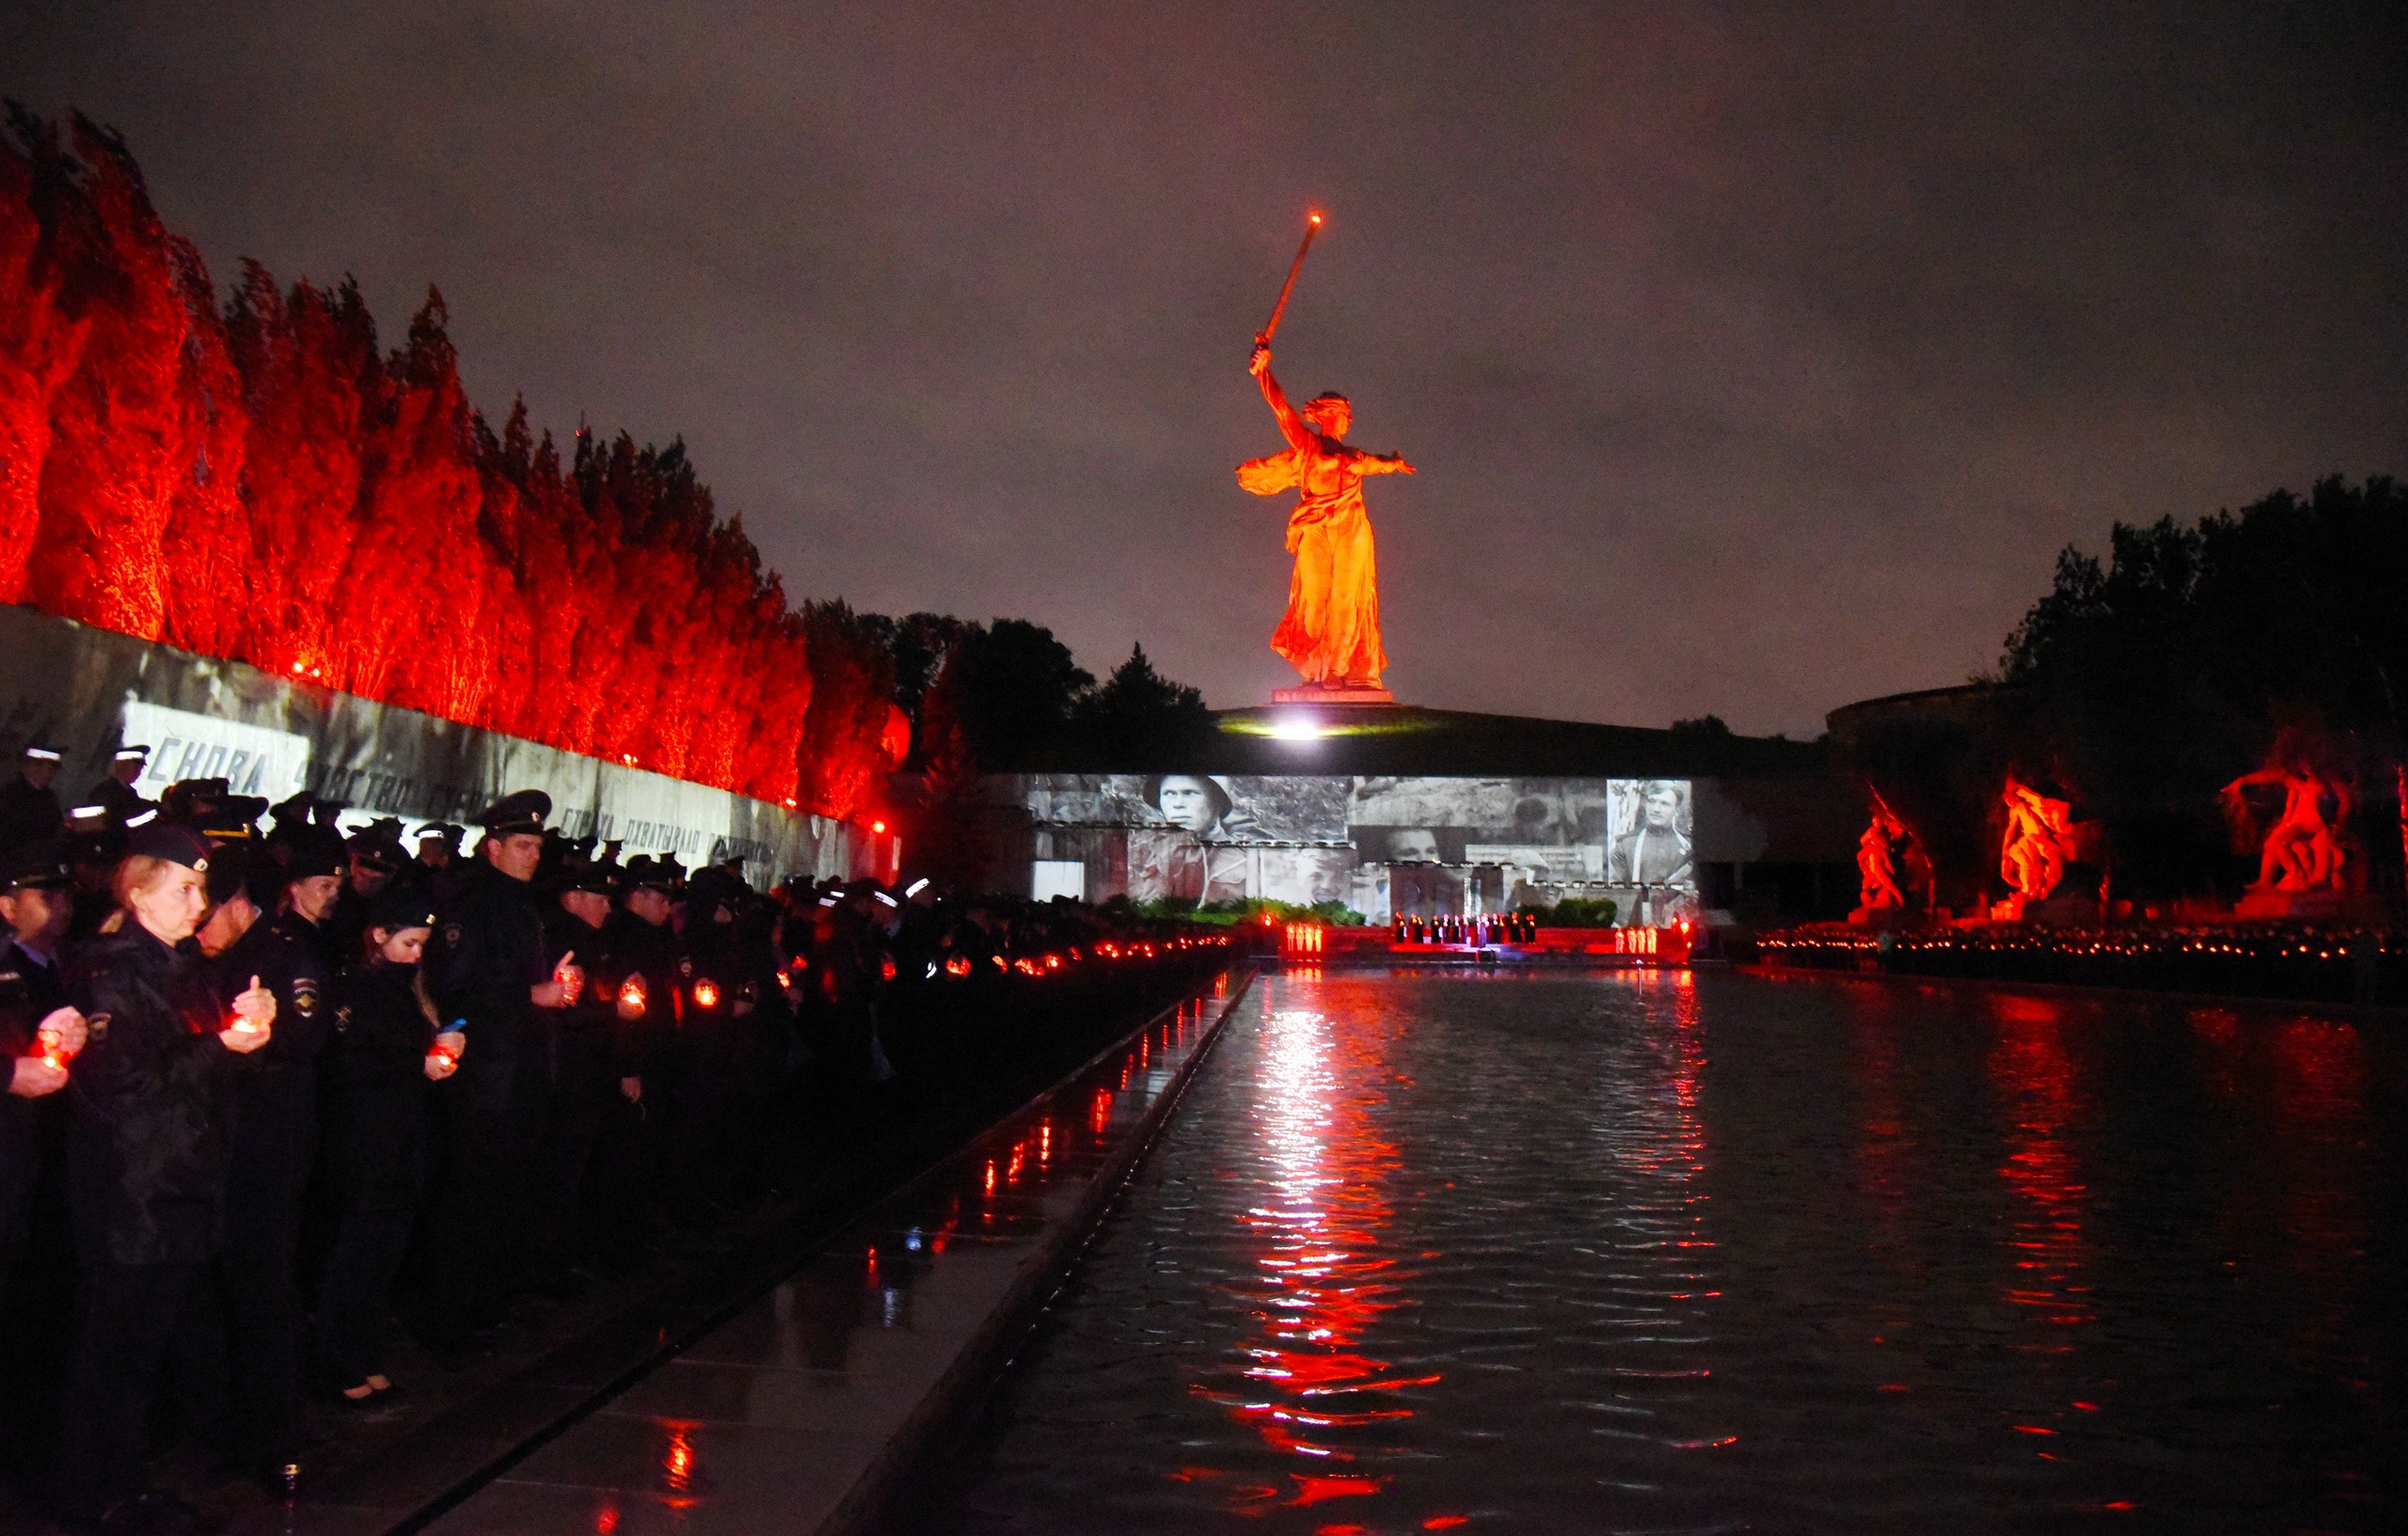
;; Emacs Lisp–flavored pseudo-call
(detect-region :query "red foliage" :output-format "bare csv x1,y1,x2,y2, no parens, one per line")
0,114,890,816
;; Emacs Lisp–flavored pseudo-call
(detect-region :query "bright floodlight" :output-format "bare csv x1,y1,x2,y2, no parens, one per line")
1270,714,1323,741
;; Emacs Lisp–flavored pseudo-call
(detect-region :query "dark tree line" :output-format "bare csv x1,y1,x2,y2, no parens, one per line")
859,614,1215,773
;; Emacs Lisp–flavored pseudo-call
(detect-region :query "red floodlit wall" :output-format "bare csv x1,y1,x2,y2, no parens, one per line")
0,115,893,817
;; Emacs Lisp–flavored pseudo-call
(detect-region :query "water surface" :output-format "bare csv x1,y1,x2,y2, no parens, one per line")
913,971,2403,1533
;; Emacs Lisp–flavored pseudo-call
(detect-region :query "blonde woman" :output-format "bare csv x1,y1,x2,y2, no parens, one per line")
56,823,274,1529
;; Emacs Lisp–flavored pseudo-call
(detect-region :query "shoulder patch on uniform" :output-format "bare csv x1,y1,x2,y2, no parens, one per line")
445,923,464,946
293,977,321,1018
677,956,693,977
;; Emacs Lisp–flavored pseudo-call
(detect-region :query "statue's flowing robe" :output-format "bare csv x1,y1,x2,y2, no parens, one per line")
1236,440,1387,687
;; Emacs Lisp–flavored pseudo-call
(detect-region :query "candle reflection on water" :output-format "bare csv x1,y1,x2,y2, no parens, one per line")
1193,994,1431,1514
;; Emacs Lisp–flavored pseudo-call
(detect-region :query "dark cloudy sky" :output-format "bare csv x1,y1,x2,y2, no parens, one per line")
7,2,2403,736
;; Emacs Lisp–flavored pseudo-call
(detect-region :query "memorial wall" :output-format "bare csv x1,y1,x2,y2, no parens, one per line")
0,605,858,885
1015,772,1704,925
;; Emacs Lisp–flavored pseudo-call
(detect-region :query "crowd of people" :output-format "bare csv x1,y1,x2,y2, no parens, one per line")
0,739,1199,1535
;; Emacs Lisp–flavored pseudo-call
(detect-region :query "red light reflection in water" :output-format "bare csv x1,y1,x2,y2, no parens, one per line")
1193,994,1429,1516
2187,1007,2371,1351
654,1419,702,1509
1988,997,2095,1347
1849,992,1922,1268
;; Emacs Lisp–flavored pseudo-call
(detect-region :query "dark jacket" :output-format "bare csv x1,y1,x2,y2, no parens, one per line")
214,911,333,1079
599,911,677,1081
0,774,62,856
64,926,237,1266
81,775,154,830
212,911,333,1193
1,937,69,1223
425,864,548,1047
320,958,434,1212
543,906,616,1043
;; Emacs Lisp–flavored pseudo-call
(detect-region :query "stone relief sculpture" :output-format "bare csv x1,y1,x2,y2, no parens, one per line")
2222,762,2356,911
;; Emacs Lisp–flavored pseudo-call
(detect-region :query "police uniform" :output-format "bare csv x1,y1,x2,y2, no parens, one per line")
666,869,753,1209
79,746,155,830
57,825,240,1523
518,866,620,1289
594,863,679,1250
205,849,333,1474
0,843,71,1302
325,827,406,968
314,887,441,1393
421,791,553,1335
0,746,66,855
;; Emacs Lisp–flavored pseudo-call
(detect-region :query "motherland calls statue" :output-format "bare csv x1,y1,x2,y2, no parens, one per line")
1240,344,1414,696
1233,214,1413,700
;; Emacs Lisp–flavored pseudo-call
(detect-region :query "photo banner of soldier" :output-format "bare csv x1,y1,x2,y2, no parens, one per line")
1016,772,1699,925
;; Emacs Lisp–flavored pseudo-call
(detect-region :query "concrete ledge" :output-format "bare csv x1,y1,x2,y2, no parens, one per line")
417,967,1257,1536
1735,962,2407,1023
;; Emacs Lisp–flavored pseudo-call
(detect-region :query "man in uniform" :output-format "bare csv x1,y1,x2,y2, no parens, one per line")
519,861,619,1295
0,744,66,855
194,837,335,1486
422,791,575,1347
2,841,80,1306
594,858,679,1259
82,746,154,830
325,825,405,963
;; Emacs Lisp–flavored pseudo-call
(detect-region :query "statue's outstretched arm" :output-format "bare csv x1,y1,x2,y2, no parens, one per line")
1249,344,1313,451
1357,450,1417,475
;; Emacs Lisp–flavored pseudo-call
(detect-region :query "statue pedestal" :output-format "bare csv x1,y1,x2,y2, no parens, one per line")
2233,887,2368,922
1848,903,1908,927
1273,683,1395,705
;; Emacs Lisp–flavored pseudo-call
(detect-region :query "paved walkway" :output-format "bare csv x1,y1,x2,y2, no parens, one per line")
388,973,1250,1535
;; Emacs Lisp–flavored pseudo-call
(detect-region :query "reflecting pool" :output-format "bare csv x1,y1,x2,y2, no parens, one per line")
911,971,2404,1534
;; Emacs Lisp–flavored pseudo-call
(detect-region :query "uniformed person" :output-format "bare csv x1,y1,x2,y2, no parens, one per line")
189,837,336,1483
57,824,275,1529
519,862,619,1293
324,825,405,964
593,859,678,1256
0,743,66,855
315,886,452,1404
0,841,87,1465
421,790,572,1346
81,746,155,831
2,841,82,1299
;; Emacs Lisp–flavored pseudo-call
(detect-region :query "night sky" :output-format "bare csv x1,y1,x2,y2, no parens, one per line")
6,2,2402,736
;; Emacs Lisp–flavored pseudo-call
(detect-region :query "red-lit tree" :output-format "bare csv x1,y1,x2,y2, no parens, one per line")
0,112,885,815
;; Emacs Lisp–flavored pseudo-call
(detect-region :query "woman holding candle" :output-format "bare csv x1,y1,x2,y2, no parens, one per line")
56,822,273,1530
315,886,455,1405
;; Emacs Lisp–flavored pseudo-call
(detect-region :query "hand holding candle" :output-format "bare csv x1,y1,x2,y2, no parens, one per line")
531,951,581,1008
423,1029,465,1081
223,975,276,1053
35,1006,87,1069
